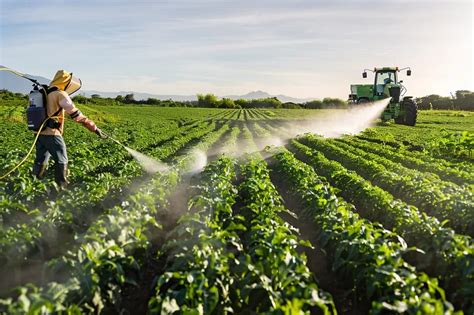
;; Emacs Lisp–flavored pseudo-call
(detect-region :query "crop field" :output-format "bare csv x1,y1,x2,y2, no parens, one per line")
0,102,473,314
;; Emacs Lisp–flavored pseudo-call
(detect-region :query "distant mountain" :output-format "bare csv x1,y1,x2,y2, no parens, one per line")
223,90,273,100
0,66,314,103
223,90,313,103
0,65,50,92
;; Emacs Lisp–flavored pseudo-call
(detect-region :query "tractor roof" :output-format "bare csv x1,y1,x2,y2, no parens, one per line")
374,67,399,72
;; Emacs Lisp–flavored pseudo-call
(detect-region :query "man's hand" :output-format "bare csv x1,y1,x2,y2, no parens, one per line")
80,118,106,138
95,128,108,139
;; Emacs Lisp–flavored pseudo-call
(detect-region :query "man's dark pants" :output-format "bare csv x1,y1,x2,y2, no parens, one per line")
33,135,69,188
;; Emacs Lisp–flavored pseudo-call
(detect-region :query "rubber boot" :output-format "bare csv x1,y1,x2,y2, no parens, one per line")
32,163,47,179
54,163,69,189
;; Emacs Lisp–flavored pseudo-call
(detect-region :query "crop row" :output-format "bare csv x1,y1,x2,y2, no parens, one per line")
150,157,334,313
148,157,242,313
249,121,270,139
299,135,474,236
149,158,334,314
147,121,217,160
174,123,230,170
132,120,201,152
356,134,474,174
271,148,457,313
0,168,179,313
325,137,470,196
243,108,272,120
335,137,473,185
235,159,335,313
228,109,240,120
239,124,258,155
212,125,240,156
289,139,474,311
109,119,180,152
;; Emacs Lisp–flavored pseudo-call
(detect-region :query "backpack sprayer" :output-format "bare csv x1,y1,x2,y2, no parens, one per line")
0,67,65,179
1,66,68,131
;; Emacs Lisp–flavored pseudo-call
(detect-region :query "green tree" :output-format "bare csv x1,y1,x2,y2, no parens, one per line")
282,102,302,109
305,100,323,109
197,93,220,108
235,99,249,108
124,94,135,104
322,97,347,108
115,95,124,103
250,97,282,108
220,98,235,108
146,98,161,105
72,95,88,104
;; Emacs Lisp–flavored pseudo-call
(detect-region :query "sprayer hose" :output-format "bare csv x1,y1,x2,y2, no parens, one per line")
0,66,40,84
0,117,60,181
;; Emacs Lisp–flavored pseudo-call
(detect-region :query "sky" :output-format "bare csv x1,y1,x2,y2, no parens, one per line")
0,0,472,99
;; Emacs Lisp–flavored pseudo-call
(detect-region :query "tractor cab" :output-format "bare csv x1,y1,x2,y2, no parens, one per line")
374,69,397,96
349,66,418,126
362,67,406,100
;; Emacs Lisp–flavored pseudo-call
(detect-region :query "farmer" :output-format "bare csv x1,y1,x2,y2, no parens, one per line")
32,70,106,189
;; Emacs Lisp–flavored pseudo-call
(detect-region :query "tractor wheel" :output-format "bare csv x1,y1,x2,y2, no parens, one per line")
357,98,369,104
402,98,418,126
394,115,405,124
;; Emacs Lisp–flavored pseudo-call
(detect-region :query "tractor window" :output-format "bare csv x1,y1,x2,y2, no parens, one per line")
375,71,397,94
376,72,397,85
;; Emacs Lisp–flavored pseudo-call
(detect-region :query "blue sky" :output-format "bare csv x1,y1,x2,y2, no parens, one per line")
0,0,472,98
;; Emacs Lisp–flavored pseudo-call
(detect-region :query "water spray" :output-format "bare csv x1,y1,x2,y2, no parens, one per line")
222,98,391,158
101,131,169,174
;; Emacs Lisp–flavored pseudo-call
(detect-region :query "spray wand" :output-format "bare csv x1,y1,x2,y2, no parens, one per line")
100,131,124,147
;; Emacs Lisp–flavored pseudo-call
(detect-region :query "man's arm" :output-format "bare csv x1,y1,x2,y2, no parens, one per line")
58,93,106,137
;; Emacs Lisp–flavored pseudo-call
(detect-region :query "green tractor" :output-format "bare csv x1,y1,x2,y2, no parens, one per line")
349,67,418,126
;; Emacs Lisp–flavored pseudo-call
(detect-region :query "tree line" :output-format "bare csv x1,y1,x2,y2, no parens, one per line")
73,93,349,109
416,90,474,110
1,89,473,110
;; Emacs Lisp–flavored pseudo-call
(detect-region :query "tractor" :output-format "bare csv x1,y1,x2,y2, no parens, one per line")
349,67,418,126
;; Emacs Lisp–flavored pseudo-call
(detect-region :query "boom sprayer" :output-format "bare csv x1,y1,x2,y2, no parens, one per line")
348,66,418,126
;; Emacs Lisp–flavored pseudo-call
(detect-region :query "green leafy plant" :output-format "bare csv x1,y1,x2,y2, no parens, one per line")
428,131,473,160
